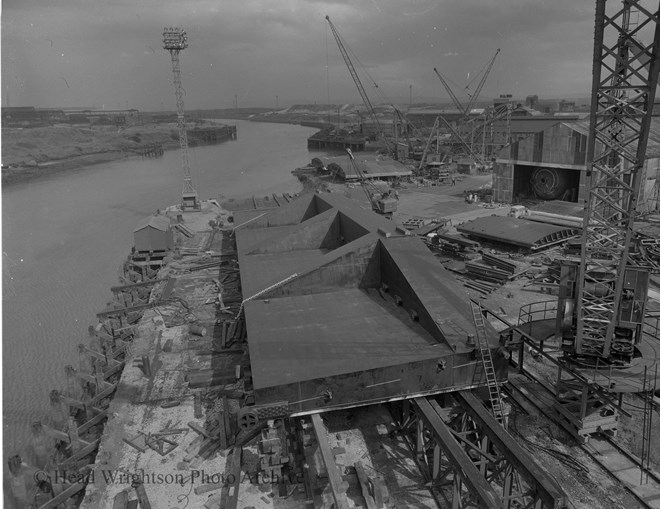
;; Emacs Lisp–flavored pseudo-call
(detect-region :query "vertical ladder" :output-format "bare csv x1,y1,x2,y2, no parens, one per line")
470,301,504,424
640,365,656,485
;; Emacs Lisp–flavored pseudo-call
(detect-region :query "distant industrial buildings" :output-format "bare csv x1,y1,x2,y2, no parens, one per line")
1,107,141,127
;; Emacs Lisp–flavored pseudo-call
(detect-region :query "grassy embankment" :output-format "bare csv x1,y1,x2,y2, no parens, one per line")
1,124,183,185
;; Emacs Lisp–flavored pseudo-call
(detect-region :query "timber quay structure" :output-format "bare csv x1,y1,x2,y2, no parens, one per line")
187,124,238,147
307,128,367,152
6,191,581,509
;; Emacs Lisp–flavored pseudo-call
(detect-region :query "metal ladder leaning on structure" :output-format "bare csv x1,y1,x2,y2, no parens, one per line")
470,300,504,424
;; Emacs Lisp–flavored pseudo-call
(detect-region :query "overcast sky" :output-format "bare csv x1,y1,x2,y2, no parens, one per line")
3,0,597,111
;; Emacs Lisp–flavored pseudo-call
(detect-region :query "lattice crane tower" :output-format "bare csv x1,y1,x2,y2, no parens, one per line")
557,0,660,364
163,27,199,210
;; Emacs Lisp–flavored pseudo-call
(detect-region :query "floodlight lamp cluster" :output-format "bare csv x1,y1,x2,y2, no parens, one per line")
162,27,188,50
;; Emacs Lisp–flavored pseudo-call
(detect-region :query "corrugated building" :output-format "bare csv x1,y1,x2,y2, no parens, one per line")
310,154,412,181
133,216,174,253
492,118,660,208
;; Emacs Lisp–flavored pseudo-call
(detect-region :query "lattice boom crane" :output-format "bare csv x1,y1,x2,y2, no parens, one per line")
325,16,392,155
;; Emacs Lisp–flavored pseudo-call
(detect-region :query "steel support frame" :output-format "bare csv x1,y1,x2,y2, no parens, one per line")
393,395,567,509
553,365,619,440
167,49,197,200
395,397,501,509
575,0,660,359
454,392,568,509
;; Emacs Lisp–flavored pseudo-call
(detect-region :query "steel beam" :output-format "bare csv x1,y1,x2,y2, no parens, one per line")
413,397,502,508
456,391,568,509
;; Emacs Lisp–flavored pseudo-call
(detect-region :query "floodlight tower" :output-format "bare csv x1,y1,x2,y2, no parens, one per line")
163,27,199,210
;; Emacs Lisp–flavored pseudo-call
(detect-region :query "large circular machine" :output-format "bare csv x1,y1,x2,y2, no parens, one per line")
530,167,573,200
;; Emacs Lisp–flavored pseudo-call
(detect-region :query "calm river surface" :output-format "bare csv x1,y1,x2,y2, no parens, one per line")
2,120,318,457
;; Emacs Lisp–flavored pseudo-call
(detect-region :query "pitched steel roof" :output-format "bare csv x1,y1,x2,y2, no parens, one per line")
133,215,170,232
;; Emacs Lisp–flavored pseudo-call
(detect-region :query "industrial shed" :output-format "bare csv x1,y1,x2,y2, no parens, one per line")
133,215,174,253
308,154,412,181
492,118,660,207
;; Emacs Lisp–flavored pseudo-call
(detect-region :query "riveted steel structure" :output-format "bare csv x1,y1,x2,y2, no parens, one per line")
163,27,199,210
567,0,660,362
393,395,568,509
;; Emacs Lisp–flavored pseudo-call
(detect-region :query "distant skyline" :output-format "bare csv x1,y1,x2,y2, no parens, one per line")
3,0,597,111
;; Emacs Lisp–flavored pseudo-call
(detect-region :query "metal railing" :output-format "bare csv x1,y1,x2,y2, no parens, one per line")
518,300,558,325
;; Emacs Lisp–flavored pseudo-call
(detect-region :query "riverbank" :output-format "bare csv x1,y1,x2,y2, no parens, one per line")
2,120,315,477
1,121,235,186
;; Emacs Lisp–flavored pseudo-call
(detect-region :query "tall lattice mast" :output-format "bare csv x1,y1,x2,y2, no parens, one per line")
572,0,660,360
163,27,199,210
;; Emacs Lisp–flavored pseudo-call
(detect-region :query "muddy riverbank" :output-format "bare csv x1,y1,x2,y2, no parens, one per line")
1,121,237,186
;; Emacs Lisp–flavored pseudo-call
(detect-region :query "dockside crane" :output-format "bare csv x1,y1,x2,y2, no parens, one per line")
557,0,660,365
325,16,392,155
430,49,501,167
163,27,199,210
462,48,500,116
433,68,466,112
433,48,500,117
346,149,398,216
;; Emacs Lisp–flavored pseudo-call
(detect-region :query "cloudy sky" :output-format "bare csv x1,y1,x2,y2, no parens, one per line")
3,0,597,111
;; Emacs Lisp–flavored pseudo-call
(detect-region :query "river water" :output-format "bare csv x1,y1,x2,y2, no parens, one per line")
2,120,318,458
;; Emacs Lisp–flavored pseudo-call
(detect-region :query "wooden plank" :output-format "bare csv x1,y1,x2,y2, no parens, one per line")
82,346,107,363
355,461,377,509
310,414,349,509
41,424,70,443
75,372,96,385
222,446,242,509
372,477,387,508
92,383,118,406
103,361,125,379
134,480,152,509
111,278,168,292
96,299,167,319
183,435,206,462
188,421,217,439
77,410,108,435
222,397,232,445
194,483,223,495
112,490,129,509
122,436,147,454
38,482,86,509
